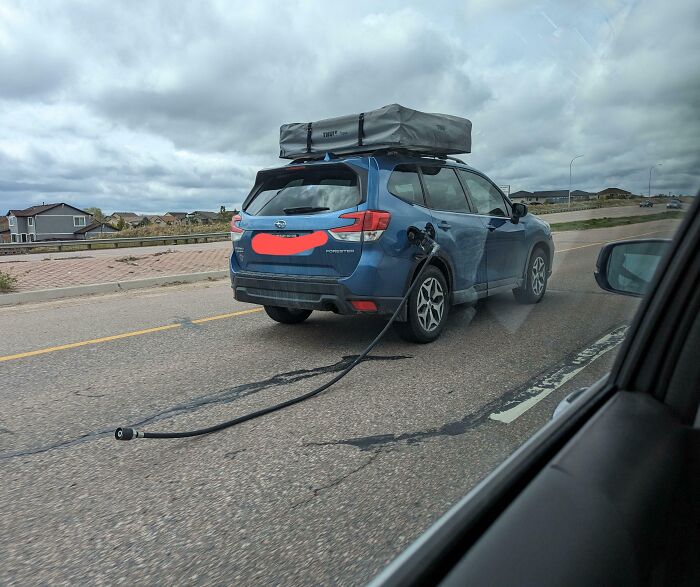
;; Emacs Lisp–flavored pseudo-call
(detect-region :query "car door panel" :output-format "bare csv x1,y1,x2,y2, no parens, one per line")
419,165,488,300
457,170,526,289
440,392,695,587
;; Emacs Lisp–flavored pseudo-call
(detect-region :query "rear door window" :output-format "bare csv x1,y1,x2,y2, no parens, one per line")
245,165,362,216
458,170,511,217
420,166,471,213
387,164,425,206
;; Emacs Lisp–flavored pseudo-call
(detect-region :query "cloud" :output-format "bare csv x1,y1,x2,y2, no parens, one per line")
0,0,697,214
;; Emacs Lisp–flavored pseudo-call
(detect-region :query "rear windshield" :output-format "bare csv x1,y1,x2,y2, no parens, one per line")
245,165,362,216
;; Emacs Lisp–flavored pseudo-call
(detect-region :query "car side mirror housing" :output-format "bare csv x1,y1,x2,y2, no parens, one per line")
511,202,528,224
594,239,671,297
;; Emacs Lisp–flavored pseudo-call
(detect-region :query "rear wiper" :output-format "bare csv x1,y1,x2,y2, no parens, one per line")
283,206,330,215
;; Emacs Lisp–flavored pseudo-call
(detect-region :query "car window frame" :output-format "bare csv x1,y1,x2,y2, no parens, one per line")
418,164,474,214
457,169,512,219
387,163,428,207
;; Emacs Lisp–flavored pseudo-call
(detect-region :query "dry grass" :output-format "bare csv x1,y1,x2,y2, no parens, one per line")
96,222,230,238
550,210,685,232
0,270,17,292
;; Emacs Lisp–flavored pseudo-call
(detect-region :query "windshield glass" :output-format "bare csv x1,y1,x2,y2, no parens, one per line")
246,166,362,215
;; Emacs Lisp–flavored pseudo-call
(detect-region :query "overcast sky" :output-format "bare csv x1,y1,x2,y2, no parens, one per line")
0,0,698,214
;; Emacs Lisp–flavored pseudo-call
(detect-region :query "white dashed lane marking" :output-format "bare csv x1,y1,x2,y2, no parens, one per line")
489,325,629,423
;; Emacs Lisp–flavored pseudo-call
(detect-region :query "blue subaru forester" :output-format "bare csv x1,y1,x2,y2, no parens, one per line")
230,153,553,342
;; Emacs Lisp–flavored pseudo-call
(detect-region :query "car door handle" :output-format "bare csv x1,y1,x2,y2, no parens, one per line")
438,221,451,230
487,225,497,232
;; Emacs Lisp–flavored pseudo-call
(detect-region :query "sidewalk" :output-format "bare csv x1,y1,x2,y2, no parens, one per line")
1,245,230,293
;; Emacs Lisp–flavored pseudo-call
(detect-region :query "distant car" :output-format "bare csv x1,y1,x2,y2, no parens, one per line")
666,199,682,209
640,200,654,207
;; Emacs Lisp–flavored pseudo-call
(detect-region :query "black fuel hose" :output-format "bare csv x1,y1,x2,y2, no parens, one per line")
115,232,438,441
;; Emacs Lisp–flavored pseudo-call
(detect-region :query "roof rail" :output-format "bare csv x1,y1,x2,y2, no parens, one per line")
287,149,467,165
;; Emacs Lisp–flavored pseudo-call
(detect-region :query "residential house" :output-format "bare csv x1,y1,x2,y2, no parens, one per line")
533,190,570,204
597,187,633,200
74,221,120,239
106,212,144,228
510,190,537,203
142,215,168,226
570,190,596,201
6,203,93,242
0,216,9,243
159,213,179,225
186,211,221,224
166,212,188,224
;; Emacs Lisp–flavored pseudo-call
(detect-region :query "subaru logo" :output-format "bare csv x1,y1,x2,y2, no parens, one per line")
274,219,287,229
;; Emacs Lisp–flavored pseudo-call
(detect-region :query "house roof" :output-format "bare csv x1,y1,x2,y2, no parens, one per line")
598,187,632,195
571,190,594,196
74,221,118,235
510,190,534,198
110,211,141,218
188,211,220,219
7,203,90,217
166,211,188,218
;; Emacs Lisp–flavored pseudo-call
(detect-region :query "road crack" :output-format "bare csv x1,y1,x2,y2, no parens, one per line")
289,450,380,510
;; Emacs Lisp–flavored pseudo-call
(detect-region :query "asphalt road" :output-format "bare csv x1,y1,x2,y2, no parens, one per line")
0,218,681,586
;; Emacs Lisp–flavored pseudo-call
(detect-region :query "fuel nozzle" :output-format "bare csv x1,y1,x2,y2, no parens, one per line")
407,226,440,254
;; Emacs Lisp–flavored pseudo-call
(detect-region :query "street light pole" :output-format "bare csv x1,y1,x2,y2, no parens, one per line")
648,163,662,198
569,154,584,208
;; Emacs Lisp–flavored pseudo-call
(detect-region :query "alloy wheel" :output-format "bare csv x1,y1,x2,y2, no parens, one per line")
531,256,546,297
416,277,445,332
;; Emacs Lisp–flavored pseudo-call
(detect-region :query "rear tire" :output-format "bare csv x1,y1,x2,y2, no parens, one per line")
264,306,312,324
513,247,548,304
394,266,449,343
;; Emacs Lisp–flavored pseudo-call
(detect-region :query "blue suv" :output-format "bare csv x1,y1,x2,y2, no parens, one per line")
230,153,553,342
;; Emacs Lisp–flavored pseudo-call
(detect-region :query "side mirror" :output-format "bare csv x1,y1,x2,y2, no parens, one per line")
511,202,528,224
594,239,671,297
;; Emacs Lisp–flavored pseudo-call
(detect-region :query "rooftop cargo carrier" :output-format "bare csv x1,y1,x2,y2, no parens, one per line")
279,103,471,160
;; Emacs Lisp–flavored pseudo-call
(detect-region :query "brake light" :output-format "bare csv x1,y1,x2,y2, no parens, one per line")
230,214,244,242
329,210,390,242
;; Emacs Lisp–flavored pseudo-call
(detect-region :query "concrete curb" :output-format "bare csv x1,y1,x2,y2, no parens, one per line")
0,270,229,306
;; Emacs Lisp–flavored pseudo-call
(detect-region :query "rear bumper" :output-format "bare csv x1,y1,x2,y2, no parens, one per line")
231,270,404,316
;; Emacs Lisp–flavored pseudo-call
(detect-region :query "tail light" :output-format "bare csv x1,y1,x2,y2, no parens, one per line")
230,214,244,242
329,210,391,242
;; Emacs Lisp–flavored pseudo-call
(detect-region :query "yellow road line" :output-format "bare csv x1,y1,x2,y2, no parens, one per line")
0,307,263,363
190,307,262,324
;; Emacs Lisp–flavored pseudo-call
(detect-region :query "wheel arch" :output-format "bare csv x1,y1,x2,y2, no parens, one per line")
406,253,454,295
523,238,553,279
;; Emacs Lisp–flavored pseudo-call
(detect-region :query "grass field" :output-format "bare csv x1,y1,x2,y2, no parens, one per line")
550,211,685,232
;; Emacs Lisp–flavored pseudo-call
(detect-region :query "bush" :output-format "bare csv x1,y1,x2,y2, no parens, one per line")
0,270,17,293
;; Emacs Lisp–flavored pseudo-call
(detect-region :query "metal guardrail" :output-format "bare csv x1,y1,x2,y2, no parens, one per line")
0,232,230,255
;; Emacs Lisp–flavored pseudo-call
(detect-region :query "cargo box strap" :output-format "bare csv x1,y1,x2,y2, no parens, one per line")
306,122,312,153
358,112,365,147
